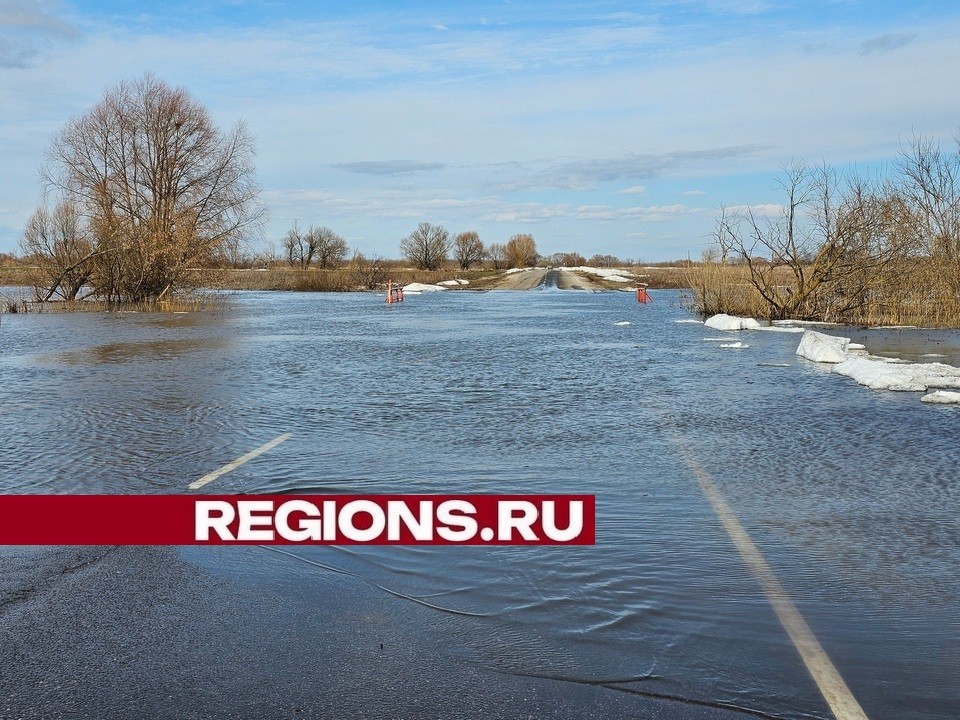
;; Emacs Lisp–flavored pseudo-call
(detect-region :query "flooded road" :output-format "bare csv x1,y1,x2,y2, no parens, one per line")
0,289,957,719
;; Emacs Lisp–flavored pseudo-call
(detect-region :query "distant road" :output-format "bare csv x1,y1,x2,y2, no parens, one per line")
484,268,609,290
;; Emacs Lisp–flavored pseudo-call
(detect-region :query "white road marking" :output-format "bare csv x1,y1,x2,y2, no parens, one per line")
188,433,292,490
675,439,870,720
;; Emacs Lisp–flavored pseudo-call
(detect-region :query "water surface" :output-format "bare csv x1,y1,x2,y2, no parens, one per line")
1,289,957,719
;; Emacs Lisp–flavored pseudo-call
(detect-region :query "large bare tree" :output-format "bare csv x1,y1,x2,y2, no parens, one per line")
313,226,349,269
486,242,506,270
42,73,263,302
715,162,911,320
453,230,484,270
505,233,538,268
400,222,449,270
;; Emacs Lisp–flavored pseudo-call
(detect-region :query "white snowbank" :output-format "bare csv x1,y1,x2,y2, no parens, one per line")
402,282,447,292
921,390,960,404
437,279,469,286
503,268,526,275
796,330,960,395
796,331,850,363
834,356,960,391
614,321,631,326
704,313,762,331
720,342,749,349
564,266,634,282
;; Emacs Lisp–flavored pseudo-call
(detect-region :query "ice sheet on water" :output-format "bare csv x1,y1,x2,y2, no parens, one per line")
795,330,960,396
921,390,960,404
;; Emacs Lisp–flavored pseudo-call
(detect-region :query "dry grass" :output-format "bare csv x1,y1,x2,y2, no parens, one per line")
201,266,500,291
681,260,960,328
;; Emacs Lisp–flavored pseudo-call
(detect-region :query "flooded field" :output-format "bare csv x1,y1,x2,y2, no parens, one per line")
0,288,957,719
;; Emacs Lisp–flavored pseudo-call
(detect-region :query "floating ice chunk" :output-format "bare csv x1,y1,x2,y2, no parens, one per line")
675,319,704,324
796,330,850,363
614,321,631,326
849,343,866,350
833,356,960,391
921,390,960,404
437,279,469,286
720,342,749,349
704,313,762,331
402,282,447,292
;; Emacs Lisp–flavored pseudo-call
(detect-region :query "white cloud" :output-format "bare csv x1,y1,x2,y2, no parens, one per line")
618,185,646,194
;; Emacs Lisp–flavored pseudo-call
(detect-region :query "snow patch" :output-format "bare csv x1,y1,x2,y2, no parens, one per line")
704,314,762,331
402,282,447,292
437,279,469,286
565,266,634,282
796,331,850,363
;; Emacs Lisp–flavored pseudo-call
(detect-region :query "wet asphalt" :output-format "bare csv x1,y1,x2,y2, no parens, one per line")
0,545,756,720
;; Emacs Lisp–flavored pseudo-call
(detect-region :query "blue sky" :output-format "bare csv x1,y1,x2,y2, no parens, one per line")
2,1,959,261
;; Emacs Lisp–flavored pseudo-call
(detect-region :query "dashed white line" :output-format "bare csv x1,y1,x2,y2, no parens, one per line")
188,433,292,490
675,438,870,720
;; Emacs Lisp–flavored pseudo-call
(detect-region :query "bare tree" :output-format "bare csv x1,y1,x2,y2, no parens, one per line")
487,242,507,270
400,222,449,270
896,135,960,261
42,73,263,302
716,162,909,320
349,251,388,289
505,233,538,268
588,254,620,267
20,202,98,301
453,231,484,270
556,252,586,266
313,227,348,269
284,221,312,270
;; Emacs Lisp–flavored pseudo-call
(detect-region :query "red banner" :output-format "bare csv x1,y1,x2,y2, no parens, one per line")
0,494,595,545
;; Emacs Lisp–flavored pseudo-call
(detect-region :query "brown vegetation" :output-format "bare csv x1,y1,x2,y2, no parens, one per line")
26,73,263,305
686,138,960,327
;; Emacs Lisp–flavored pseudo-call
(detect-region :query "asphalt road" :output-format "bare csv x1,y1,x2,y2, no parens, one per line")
0,545,762,720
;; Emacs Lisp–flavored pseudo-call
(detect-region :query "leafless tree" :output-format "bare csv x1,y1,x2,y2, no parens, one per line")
284,222,312,269
348,251,388,290
551,252,585,266
505,233,538,268
716,162,910,320
42,73,263,302
400,222,449,270
588,254,620,267
313,227,349,269
453,231,484,270
20,202,99,301
486,242,507,269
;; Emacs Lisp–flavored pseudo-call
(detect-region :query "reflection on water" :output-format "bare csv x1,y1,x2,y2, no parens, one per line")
1,290,958,719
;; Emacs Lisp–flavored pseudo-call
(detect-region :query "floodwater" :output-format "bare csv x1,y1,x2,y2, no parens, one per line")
0,288,958,719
